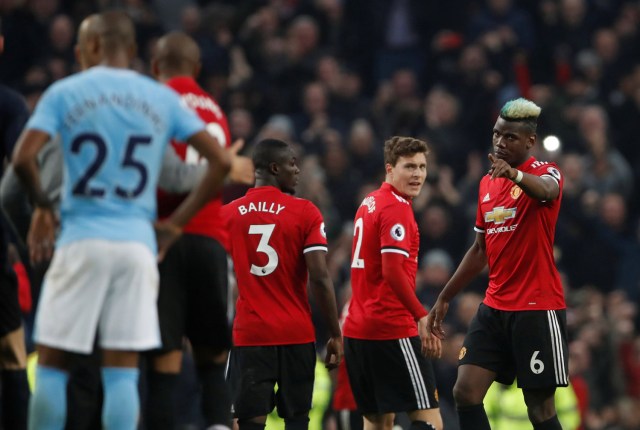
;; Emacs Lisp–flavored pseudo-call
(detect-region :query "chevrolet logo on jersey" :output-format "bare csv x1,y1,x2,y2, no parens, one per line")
484,206,516,224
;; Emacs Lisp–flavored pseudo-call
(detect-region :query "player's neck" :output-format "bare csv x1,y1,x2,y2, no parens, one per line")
99,52,132,69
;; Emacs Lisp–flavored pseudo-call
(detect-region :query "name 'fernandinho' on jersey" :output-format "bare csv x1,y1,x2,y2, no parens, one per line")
237,201,285,215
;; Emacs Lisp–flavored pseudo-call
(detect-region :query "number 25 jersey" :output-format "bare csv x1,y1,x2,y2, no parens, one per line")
221,186,328,346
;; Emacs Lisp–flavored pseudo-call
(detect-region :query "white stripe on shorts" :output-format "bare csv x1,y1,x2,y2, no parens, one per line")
339,410,351,430
399,338,429,409
547,310,568,385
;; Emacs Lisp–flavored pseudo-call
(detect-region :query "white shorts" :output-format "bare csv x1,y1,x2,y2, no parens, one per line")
34,239,161,354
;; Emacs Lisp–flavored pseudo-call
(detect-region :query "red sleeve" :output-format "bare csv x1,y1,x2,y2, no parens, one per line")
381,252,427,320
303,201,328,251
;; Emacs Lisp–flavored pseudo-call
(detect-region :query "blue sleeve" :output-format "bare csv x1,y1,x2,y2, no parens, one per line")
25,83,63,138
167,91,205,142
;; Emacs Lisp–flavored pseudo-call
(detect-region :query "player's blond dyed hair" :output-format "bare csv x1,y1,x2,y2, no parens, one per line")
499,98,541,133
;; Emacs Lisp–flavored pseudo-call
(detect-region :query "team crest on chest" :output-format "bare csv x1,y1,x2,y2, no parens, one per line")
390,223,406,241
510,185,523,199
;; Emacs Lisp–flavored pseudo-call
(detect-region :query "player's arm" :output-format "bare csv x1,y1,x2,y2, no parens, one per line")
382,253,441,357
427,232,487,339
163,129,231,229
381,252,428,320
306,249,343,370
488,153,559,201
12,129,57,263
158,145,207,193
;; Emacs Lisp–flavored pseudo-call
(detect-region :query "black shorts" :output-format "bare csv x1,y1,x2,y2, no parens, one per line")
227,343,316,420
344,337,439,414
0,263,21,338
156,233,231,352
460,303,569,389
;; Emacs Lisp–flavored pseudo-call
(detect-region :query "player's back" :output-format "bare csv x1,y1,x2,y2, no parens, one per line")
222,186,327,346
158,76,231,243
28,66,204,252
345,183,419,340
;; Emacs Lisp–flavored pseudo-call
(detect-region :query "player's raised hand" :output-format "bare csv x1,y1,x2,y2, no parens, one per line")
228,139,255,185
324,335,344,370
27,207,57,264
488,153,516,180
154,220,183,262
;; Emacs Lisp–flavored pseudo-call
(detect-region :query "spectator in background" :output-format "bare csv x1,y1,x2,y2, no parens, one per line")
418,87,471,180
417,249,454,309
417,203,466,264
371,68,422,139
291,81,346,155
577,105,634,200
346,119,384,182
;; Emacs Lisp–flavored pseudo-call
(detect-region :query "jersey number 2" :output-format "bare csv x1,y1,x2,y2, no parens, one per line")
249,224,278,276
351,217,364,268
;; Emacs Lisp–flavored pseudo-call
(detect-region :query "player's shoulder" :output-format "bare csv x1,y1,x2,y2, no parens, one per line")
523,157,562,180
377,186,412,211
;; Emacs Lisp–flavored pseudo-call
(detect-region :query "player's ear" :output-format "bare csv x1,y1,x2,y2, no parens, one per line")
526,134,536,149
268,161,279,175
151,58,160,78
385,163,393,175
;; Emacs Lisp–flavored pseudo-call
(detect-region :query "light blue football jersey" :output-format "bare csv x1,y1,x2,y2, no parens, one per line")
26,66,206,253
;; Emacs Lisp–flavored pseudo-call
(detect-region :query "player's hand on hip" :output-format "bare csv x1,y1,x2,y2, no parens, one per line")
228,139,255,185
419,315,442,358
425,299,449,340
27,207,57,265
324,335,343,370
154,221,183,262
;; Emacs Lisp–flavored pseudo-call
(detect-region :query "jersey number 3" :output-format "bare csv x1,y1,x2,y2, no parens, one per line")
249,224,278,276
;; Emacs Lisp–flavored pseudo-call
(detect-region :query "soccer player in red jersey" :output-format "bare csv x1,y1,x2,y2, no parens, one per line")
147,32,253,430
222,138,343,430
343,136,443,430
427,98,568,430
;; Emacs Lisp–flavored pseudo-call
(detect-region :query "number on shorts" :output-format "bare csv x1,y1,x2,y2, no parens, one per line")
530,350,544,374
351,217,364,268
249,224,278,276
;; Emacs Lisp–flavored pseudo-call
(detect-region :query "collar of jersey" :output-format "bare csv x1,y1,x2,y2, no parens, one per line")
381,182,411,202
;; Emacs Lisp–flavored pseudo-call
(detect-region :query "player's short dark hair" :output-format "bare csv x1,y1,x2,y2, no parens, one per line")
383,136,429,166
252,138,290,171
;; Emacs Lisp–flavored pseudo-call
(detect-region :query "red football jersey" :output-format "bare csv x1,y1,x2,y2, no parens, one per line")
157,76,231,243
221,186,328,346
343,182,420,340
475,156,565,311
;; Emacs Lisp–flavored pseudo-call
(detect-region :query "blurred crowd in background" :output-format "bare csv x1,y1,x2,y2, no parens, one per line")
1,0,640,429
